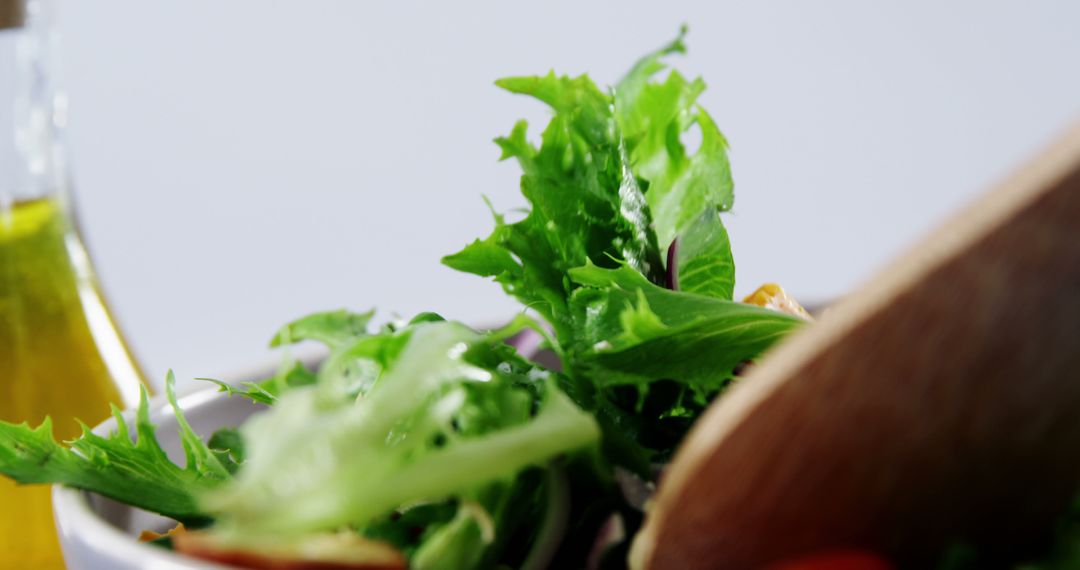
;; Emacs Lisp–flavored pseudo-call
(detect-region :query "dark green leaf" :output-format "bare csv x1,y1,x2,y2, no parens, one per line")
444,71,665,340
579,311,797,392
568,263,801,392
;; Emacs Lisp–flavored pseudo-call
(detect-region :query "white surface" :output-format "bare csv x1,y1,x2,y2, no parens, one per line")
53,1,1080,389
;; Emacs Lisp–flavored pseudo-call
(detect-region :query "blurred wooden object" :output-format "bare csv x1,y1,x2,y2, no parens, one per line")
0,0,24,31
631,123,1080,569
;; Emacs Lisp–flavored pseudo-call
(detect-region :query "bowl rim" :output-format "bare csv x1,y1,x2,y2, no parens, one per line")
51,387,232,570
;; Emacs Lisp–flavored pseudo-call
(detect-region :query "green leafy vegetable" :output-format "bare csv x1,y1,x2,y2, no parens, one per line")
443,71,665,342
201,320,600,538
207,427,245,475
567,262,799,394
0,27,814,570
615,26,734,250
205,309,374,405
675,209,735,299
568,263,799,356
269,308,375,348
562,262,800,468
0,374,228,523
439,29,802,558
201,359,318,406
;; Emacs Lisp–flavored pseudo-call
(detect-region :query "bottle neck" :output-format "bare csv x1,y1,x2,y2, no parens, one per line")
0,0,69,212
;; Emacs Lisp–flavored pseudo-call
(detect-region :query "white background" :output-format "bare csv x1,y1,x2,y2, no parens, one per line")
54,1,1080,388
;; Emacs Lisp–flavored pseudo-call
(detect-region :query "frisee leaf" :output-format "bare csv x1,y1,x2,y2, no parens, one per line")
615,28,735,250
443,29,793,486
0,375,229,524
166,371,231,481
443,70,665,341
202,378,277,406
199,320,600,537
269,309,375,348
202,360,318,406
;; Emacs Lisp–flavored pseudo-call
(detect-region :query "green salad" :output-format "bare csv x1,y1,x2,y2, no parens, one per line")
3,27,1079,570
0,29,819,569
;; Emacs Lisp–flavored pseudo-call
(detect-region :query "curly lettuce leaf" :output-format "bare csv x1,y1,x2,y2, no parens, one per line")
443,73,665,341
0,374,229,523
616,28,735,250
444,28,794,490
205,309,376,405
269,308,375,348
201,360,317,406
446,27,743,340
199,320,600,538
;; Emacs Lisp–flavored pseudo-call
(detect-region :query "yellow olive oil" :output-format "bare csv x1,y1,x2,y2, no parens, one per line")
0,198,145,569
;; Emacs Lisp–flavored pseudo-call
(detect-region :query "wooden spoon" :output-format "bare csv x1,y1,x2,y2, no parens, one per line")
631,123,1080,569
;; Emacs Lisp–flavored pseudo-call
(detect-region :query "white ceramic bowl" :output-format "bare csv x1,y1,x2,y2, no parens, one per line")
52,388,262,570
